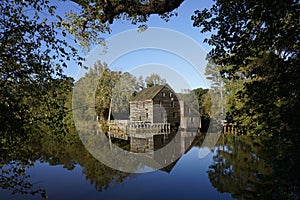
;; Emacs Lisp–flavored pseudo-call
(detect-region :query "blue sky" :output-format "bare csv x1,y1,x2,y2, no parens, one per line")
60,0,215,91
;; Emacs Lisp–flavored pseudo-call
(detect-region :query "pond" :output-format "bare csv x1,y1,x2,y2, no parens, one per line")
0,131,299,200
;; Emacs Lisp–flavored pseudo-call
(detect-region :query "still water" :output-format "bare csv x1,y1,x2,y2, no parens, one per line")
0,131,298,200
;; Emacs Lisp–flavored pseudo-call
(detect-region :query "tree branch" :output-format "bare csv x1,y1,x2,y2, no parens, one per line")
72,0,184,24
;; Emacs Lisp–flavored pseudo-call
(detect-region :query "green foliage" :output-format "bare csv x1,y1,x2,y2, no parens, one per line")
75,63,168,121
93,61,119,120
0,74,131,198
0,0,83,136
204,60,227,120
0,77,73,199
111,72,140,118
63,0,184,48
92,61,141,121
193,0,300,135
192,87,210,119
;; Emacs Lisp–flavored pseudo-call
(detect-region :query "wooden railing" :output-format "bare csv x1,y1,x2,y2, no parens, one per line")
108,121,171,139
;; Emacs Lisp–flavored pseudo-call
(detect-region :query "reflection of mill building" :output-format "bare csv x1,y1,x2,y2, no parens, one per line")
179,100,201,130
129,84,181,129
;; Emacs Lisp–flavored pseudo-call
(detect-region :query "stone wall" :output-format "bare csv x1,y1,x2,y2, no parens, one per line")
130,137,150,153
129,100,153,122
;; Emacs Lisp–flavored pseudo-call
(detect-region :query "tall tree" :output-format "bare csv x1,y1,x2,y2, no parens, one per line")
111,72,139,119
94,61,120,120
145,73,166,87
87,61,143,121
192,0,300,135
204,60,226,120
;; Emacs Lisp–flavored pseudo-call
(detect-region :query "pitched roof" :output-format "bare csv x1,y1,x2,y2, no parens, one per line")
130,84,165,102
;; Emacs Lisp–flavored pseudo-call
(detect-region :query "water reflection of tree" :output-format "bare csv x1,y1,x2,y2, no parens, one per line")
1,122,132,198
208,135,299,199
0,77,132,198
40,131,132,192
0,161,47,198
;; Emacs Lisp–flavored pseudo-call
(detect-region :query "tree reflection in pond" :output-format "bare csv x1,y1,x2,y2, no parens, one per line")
1,129,299,199
208,134,299,199
0,124,131,198
0,161,47,198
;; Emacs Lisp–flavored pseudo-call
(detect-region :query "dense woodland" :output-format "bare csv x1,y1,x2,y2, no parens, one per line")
0,0,299,199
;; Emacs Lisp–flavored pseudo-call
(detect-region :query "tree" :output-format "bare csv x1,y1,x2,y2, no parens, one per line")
0,0,82,134
0,77,75,199
204,60,226,120
111,72,140,119
93,61,119,121
145,73,166,87
80,61,143,121
1,0,186,133
193,88,209,114
63,0,184,48
192,0,300,135
94,67,169,122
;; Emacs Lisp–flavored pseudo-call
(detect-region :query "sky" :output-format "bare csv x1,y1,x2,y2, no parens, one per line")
60,0,215,91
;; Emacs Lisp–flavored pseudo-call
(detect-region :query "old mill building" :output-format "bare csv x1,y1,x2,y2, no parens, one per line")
129,84,200,130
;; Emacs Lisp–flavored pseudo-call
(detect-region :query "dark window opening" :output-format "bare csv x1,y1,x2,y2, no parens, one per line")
171,101,175,107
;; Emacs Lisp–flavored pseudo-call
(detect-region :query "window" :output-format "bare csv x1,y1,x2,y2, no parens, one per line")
146,113,149,119
173,112,176,118
162,92,166,97
171,101,174,107
159,101,161,107
143,102,145,108
170,93,172,97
